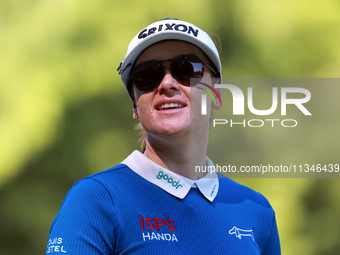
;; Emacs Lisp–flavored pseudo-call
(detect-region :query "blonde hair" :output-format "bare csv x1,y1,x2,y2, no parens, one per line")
135,122,147,152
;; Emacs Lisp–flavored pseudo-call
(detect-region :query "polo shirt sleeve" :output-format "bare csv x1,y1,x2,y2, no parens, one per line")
262,213,281,255
46,178,117,254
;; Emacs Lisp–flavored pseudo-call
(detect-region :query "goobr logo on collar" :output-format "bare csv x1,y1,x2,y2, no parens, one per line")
156,171,183,189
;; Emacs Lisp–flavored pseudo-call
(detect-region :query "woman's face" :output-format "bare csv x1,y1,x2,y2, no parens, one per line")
132,40,216,140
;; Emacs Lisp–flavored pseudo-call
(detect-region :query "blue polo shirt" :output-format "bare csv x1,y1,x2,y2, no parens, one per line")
46,150,281,254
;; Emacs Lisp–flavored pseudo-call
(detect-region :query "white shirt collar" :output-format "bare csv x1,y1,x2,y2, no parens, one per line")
122,150,219,202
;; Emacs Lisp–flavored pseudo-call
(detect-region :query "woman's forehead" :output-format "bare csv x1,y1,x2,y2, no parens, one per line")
134,40,209,65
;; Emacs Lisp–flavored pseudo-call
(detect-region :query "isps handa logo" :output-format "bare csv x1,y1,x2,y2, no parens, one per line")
140,216,178,242
200,83,312,128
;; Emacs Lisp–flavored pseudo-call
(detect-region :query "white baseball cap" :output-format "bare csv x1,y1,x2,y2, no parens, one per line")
117,18,222,99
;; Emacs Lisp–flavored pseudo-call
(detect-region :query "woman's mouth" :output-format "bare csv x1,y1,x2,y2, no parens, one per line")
157,103,186,110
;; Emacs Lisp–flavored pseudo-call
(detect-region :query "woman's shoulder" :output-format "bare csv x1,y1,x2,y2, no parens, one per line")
62,164,133,203
86,163,130,179
217,174,273,210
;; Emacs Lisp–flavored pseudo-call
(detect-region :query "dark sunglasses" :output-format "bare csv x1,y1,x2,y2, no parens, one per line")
129,54,219,93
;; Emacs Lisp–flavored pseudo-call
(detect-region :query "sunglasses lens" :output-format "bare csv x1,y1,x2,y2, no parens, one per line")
171,58,204,86
131,62,163,92
130,55,205,92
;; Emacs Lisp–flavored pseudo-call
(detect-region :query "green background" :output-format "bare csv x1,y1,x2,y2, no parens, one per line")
1,0,339,254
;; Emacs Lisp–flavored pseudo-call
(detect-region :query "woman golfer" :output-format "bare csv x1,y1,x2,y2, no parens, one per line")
46,18,281,254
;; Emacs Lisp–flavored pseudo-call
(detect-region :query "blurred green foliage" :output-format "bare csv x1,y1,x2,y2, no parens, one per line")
0,0,339,254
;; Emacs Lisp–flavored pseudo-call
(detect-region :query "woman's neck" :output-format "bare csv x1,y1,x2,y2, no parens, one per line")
143,131,209,180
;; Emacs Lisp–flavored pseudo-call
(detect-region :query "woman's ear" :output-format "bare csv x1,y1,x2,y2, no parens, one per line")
132,104,138,119
212,88,222,110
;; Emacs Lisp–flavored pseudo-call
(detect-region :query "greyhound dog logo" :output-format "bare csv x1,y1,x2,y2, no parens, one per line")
228,226,255,241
